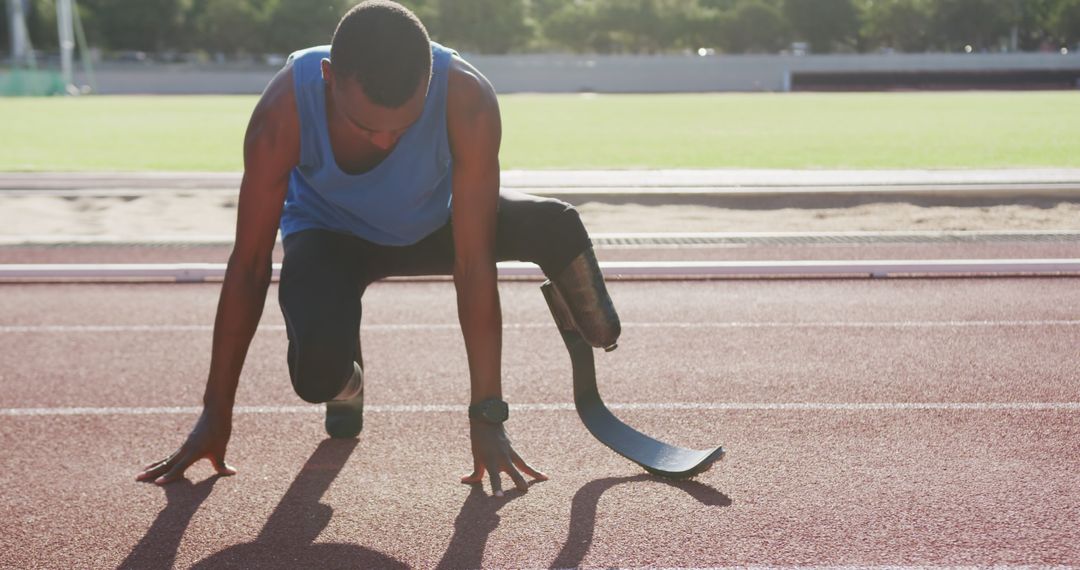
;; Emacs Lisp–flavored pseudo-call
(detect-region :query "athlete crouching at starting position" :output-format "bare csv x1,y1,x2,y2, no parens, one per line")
136,0,620,496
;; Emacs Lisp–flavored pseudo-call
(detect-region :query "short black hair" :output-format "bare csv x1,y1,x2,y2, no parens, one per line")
330,1,433,108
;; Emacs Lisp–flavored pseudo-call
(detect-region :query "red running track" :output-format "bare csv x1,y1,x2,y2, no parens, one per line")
1,276,1079,568
1,241,1078,264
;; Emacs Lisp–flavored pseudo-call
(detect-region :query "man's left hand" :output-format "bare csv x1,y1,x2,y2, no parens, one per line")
461,420,548,496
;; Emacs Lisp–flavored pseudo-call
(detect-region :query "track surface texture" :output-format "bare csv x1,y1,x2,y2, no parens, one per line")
0,240,1078,265
2,277,1079,569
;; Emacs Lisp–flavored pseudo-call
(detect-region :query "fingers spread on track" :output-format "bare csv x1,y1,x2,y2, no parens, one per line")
154,453,196,485
511,451,548,481
461,458,485,484
210,455,237,476
136,457,175,482
487,463,504,497
506,465,529,492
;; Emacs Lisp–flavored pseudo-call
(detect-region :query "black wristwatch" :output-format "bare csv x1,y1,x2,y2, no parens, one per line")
468,398,509,424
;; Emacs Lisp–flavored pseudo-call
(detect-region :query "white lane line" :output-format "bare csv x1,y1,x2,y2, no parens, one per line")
3,402,1079,417
3,259,1080,281
556,567,1080,570
551,566,1080,570
2,320,1079,334
624,320,1080,329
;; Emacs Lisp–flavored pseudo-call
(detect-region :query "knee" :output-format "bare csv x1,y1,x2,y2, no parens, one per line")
528,199,591,270
289,339,355,404
537,199,585,235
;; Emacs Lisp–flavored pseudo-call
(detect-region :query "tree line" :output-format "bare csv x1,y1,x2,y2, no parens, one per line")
5,0,1079,59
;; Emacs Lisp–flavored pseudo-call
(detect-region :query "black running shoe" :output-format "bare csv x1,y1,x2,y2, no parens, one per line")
325,364,364,439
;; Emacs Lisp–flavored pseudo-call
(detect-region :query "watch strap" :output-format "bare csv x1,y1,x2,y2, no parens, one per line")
468,398,509,423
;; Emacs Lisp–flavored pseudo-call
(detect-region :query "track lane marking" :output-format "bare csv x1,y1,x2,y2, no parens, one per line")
547,566,1080,570
4,258,1080,281
3,402,1079,417
2,320,1079,333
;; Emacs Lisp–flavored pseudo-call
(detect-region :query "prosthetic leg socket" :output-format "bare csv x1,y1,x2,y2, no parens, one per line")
546,247,621,352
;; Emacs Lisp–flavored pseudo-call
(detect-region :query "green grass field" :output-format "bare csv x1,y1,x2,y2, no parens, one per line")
1,91,1077,171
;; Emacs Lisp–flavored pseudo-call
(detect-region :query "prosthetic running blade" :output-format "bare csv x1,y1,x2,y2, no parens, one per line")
542,283,725,479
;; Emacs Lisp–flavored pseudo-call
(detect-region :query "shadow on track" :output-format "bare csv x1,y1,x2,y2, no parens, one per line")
119,474,224,569
123,438,407,569
550,474,732,570
434,481,540,570
434,474,729,570
192,438,407,569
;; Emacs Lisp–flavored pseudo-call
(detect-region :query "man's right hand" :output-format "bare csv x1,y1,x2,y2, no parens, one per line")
136,407,237,485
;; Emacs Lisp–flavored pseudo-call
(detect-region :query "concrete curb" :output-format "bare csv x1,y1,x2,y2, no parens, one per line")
5,170,1079,209
4,169,1080,192
3,230,1079,248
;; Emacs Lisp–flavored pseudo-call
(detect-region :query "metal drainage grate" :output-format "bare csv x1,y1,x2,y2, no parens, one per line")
591,232,1080,247
1,231,1079,249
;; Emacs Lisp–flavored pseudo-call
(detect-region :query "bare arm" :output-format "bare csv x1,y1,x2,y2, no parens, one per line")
447,59,503,405
448,57,547,495
203,67,300,412
137,67,300,484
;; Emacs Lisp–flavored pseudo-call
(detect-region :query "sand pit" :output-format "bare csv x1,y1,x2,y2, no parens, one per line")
2,191,1079,240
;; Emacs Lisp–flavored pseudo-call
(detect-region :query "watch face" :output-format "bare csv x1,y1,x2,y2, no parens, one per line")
483,400,508,423
473,399,508,423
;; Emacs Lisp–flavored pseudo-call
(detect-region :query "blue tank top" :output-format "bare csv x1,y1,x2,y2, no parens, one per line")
279,42,455,246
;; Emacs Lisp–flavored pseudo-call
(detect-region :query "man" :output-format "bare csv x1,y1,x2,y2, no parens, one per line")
136,0,620,497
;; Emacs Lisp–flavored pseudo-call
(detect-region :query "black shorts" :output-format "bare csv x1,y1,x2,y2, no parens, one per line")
278,190,592,403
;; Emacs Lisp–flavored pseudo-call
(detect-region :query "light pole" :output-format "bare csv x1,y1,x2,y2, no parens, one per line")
56,0,75,91
7,0,34,68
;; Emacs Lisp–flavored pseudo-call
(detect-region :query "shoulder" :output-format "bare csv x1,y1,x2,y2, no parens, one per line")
250,64,299,137
244,63,300,169
259,44,329,125
447,55,498,120
445,55,501,164
260,63,298,116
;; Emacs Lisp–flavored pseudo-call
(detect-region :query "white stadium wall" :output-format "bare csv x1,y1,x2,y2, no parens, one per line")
59,52,1080,95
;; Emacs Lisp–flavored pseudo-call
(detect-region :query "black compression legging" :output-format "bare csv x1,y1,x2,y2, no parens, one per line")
278,190,592,404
